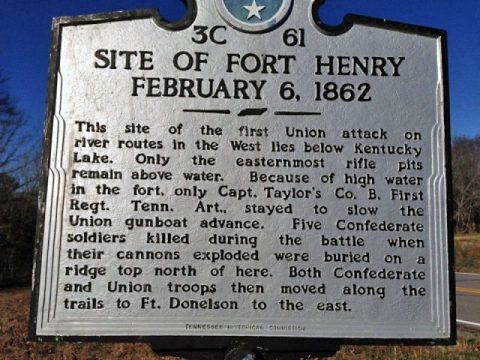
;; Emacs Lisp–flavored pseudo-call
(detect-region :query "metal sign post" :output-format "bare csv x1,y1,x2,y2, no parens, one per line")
30,0,455,357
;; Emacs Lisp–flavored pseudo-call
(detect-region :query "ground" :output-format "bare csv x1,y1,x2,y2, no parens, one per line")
455,233,480,272
1,287,479,360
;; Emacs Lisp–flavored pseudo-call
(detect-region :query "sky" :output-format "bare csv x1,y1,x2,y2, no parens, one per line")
0,0,479,143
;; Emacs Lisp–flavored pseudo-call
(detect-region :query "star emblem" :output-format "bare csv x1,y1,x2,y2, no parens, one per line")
216,0,292,33
243,0,266,20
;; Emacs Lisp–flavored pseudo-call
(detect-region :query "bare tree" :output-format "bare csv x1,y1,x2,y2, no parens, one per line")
0,71,26,175
0,69,38,285
452,135,480,232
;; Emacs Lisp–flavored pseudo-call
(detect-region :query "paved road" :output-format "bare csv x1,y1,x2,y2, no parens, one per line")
456,272,480,329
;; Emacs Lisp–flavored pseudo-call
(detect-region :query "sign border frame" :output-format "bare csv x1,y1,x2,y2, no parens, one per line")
29,0,456,350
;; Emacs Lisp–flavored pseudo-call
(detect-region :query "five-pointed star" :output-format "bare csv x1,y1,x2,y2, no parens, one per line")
243,0,266,20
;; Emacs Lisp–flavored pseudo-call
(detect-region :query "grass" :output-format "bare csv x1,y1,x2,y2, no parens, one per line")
1,287,479,359
333,332,480,359
455,232,480,272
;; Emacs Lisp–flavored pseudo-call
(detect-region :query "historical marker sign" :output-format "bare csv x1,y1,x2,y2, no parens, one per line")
30,0,455,350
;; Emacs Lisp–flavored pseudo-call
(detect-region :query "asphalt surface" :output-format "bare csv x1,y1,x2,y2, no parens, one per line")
456,272,480,329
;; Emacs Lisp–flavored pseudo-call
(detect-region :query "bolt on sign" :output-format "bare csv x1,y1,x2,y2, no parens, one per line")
30,0,455,353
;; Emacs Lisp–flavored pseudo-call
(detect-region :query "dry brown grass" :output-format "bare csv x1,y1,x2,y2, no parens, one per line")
1,287,479,359
0,287,174,360
455,232,480,273
333,331,480,359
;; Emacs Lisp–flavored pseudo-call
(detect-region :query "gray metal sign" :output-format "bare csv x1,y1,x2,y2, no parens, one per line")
30,0,455,349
